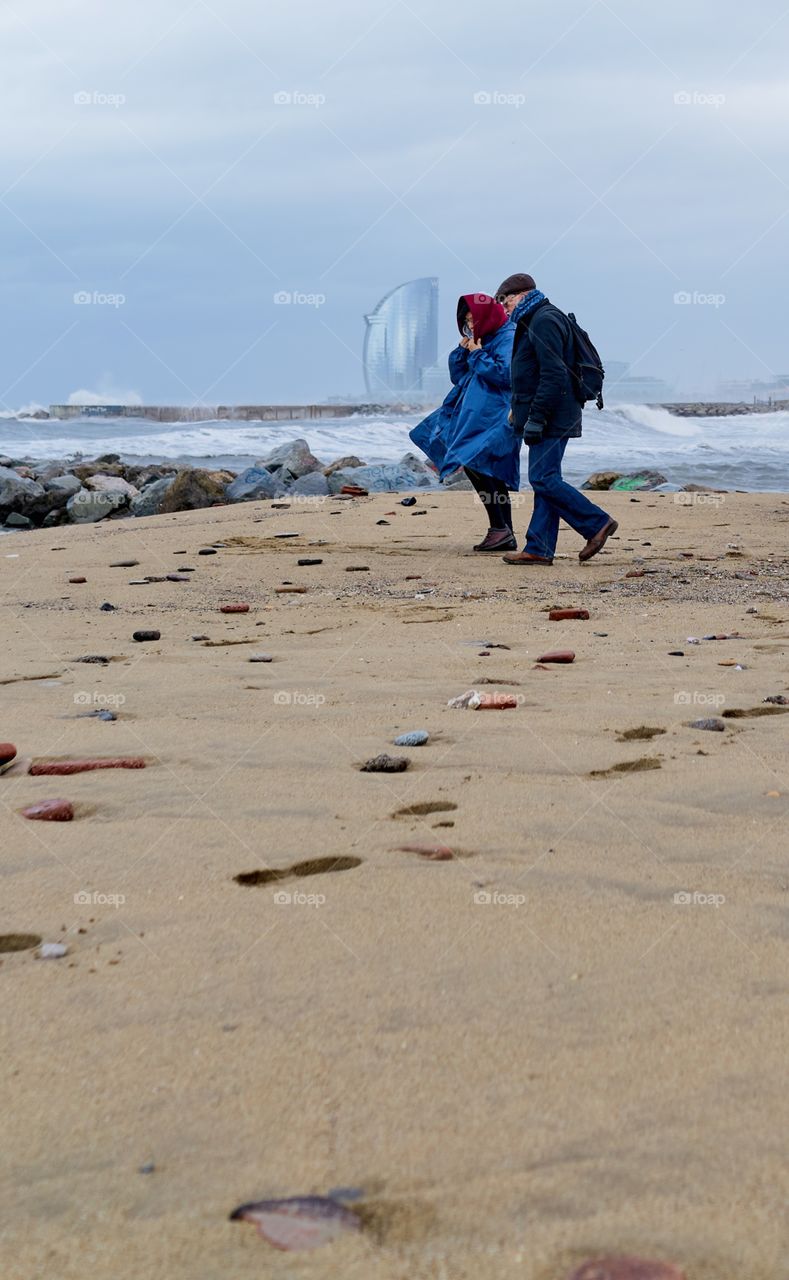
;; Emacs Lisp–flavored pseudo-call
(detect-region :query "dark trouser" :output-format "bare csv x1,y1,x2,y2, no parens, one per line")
464,467,512,531
523,438,610,559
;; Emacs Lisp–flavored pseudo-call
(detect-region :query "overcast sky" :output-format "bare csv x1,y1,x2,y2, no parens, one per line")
1,0,788,407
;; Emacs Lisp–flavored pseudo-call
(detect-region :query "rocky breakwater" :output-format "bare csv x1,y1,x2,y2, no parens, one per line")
0,440,441,530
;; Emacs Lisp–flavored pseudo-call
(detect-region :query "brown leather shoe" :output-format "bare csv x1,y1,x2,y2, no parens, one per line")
502,551,554,565
579,518,618,562
473,529,517,553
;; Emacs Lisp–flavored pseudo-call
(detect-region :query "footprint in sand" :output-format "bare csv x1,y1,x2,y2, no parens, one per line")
590,757,662,779
616,726,666,742
234,856,362,887
0,933,42,953
722,706,789,719
392,801,458,817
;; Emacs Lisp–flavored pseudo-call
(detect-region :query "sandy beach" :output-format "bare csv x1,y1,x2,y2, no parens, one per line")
1,488,788,1280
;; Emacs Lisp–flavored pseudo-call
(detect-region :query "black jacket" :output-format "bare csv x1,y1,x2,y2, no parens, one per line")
510,299,583,439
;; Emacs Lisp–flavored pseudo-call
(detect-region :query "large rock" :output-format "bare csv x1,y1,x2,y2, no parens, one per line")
323,455,366,476
581,470,624,491
259,438,324,481
288,471,330,497
327,459,435,494
159,468,227,513
5,511,32,528
225,466,283,503
130,475,176,517
610,470,668,491
66,488,126,523
41,473,82,512
0,465,45,519
71,461,127,482
441,469,473,490
84,474,139,499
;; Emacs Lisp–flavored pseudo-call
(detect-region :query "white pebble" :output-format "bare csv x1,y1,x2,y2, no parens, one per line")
38,942,68,959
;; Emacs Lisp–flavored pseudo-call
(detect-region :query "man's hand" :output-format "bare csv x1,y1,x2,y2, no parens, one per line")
522,419,544,444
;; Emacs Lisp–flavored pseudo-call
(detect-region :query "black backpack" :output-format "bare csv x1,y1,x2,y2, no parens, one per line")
566,312,605,410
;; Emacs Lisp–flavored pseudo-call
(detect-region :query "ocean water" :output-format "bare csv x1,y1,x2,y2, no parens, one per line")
1,403,788,491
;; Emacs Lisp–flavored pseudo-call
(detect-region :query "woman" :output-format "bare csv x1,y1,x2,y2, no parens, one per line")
410,293,519,551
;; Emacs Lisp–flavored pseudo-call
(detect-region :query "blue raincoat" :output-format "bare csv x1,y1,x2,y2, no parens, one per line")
410,317,519,490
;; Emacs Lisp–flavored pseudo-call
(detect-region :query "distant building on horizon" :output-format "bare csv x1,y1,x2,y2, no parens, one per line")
363,278,439,400
716,376,789,402
606,373,674,404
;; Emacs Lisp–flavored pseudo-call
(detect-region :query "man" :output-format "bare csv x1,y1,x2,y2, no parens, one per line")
494,272,618,565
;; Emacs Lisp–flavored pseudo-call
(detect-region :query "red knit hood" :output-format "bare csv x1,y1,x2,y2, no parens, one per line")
457,292,509,342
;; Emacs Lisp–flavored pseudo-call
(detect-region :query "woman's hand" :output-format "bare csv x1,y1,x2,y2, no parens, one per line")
458,336,471,350
466,335,483,352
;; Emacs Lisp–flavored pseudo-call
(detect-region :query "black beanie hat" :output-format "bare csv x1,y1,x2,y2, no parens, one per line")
495,272,537,297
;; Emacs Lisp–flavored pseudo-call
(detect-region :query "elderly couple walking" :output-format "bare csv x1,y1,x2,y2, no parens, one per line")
410,273,618,564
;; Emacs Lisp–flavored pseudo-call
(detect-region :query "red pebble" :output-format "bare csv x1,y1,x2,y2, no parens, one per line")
396,843,454,860
0,742,17,767
68,576,87,584
21,799,74,822
549,608,589,621
537,650,575,664
340,484,368,497
220,604,250,613
275,586,307,594
477,692,518,709
29,758,146,776
568,1257,685,1280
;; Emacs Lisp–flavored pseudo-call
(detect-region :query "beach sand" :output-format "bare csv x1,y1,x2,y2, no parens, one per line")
1,488,788,1279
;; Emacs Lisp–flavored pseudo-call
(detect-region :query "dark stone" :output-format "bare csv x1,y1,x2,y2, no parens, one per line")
133,630,160,642
360,754,409,772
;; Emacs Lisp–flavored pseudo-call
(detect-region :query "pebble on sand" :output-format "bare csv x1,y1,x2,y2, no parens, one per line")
297,558,323,566
448,690,518,709
68,576,87,584
198,548,217,555
37,942,68,959
400,496,417,506
360,754,409,772
133,630,161,642
230,1195,362,1251
396,842,453,860
536,651,575,664
220,604,250,613
21,799,74,821
394,730,429,747
549,608,589,621
110,560,139,568
0,743,17,770
29,758,146,775
275,586,307,594
249,654,273,663
567,1258,686,1280
688,718,726,732
340,484,368,496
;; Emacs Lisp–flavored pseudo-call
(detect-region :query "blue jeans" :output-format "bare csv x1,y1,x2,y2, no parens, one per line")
523,437,610,559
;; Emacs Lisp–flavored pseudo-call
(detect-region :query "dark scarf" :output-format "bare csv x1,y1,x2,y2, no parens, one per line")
511,289,547,327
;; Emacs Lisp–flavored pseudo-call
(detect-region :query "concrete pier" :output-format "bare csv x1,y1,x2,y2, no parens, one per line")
47,403,416,422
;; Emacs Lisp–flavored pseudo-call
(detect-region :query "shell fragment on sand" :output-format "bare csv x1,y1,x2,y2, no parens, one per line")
567,1257,686,1280
21,799,74,821
229,1195,362,1251
38,942,68,959
29,758,146,775
448,690,518,709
